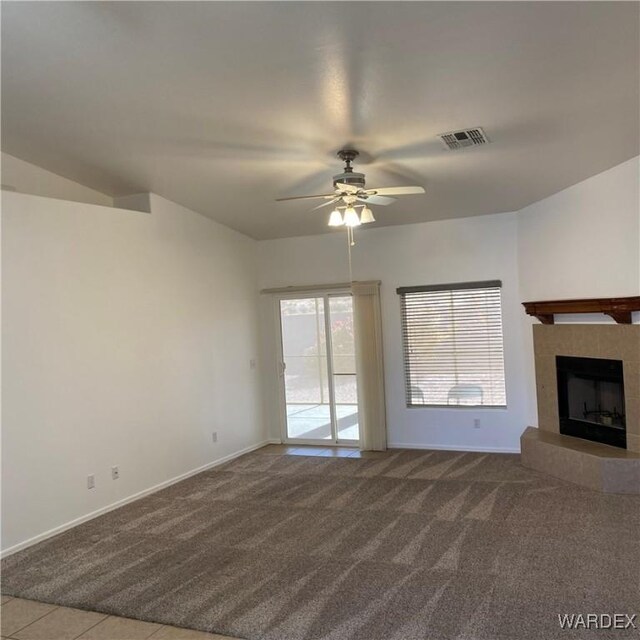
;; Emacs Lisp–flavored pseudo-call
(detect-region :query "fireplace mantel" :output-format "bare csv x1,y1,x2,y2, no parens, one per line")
523,296,640,325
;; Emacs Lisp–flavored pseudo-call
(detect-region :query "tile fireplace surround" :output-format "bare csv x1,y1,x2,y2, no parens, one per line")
521,324,640,494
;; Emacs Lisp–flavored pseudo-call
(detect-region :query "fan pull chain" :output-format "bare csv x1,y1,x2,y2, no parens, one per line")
347,227,354,285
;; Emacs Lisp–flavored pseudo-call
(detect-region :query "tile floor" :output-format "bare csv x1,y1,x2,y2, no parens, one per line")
259,443,386,458
1,444,380,640
0,596,238,640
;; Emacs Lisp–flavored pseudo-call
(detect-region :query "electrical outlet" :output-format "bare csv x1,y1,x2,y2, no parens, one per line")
111,466,120,480
249,359,257,370
87,474,95,490
473,418,481,429
212,431,218,443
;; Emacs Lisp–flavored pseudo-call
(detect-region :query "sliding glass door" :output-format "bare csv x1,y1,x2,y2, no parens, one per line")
278,292,359,445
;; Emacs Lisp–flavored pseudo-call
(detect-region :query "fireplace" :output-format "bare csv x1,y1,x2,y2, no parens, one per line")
521,322,639,493
531,324,640,455
556,356,626,449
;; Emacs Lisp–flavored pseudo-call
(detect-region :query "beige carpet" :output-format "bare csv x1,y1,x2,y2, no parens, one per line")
3,449,639,639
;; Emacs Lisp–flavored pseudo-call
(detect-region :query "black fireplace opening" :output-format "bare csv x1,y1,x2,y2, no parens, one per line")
556,356,626,449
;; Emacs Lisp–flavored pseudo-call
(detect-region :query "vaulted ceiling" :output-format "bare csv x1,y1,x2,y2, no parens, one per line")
2,2,638,239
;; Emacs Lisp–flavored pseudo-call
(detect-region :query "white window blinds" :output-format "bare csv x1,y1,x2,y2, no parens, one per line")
397,281,507,407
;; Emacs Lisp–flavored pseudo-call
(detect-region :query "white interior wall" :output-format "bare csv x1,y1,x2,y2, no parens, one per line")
516,157,640,426
2,153,638,553
258,213,530,453
258,157,640,452
1,192,265,553
518,156,639,302
1,153,113,207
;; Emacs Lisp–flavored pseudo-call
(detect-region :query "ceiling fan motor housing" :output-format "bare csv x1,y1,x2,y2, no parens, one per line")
333,171,366,190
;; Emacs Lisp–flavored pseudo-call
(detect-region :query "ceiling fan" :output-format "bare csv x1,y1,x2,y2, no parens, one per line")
276,149,425,228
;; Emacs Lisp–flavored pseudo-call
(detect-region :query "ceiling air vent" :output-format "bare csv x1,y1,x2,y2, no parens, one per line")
438,127,489,150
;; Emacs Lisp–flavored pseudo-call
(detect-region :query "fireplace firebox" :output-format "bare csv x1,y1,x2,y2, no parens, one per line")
556,356,626,449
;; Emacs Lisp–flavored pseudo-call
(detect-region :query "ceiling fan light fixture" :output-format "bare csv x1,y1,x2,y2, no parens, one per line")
343,206,361,227
328,209,344,226
360,206,375,224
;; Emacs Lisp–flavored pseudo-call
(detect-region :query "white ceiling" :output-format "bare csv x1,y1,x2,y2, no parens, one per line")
2,2,638,239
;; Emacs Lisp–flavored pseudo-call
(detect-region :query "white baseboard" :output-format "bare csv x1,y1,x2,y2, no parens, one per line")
388,442,521,454
1,439,273,559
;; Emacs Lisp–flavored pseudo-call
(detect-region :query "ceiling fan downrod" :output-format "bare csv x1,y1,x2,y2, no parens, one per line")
337,149,359,173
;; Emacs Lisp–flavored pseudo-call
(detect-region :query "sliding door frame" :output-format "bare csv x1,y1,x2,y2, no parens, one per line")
274,287,358,446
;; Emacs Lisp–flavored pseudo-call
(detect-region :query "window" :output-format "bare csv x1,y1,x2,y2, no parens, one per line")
397,281,507,407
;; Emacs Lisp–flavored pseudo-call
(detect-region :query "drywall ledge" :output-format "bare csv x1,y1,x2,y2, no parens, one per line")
0,152,113,207
113,192,152,213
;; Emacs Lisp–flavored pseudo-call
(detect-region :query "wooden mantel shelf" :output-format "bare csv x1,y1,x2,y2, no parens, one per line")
523,296,640,325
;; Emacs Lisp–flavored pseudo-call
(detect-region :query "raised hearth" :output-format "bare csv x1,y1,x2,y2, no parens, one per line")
521,427,640,494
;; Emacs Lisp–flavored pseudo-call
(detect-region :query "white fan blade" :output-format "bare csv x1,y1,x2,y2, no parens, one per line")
335,182,360,194
311,198,340,211
365,186,425,196
275,193,335,202
357,195,396,206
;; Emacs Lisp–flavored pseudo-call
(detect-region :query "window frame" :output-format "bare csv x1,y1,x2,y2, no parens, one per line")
397,280,507,410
